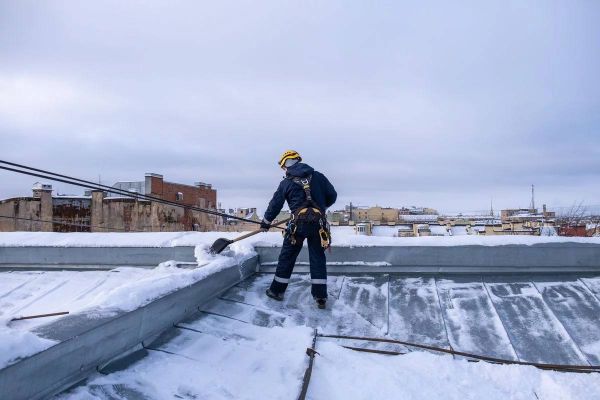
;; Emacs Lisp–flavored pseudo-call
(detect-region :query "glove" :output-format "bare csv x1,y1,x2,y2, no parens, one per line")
260,220,271,232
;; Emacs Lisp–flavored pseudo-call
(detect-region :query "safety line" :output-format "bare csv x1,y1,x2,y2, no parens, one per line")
341,345,406,356
297,328,319,400
318,333,600,373
0,160,285,229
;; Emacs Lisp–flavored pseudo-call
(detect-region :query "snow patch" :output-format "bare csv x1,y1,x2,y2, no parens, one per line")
262,261,392,267
0,317,57,369
0,244,256,369
1,230,599,248
309,341,600,399
58,324,313,400
87,248,254,314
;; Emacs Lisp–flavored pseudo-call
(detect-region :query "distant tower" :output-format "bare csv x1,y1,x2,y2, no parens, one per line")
490,198,494,217
530,184,535,211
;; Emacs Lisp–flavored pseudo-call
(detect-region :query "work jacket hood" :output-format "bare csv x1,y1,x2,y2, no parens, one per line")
264,162,337,222
285,162,314,178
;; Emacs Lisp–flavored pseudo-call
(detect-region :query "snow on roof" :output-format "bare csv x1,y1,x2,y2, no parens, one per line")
1,230,600,248
57,273,600,399
371,226,401,236
399,214,439,221
110,181,146,196
0,247,251,369
53,195,91,199
442,213,492,219
450,226,468,235
510,213,544,218
3,232,600,398
473,219,502,225
429,225,448,235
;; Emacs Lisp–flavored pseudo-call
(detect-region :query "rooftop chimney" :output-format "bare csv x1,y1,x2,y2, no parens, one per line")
32,182,53,198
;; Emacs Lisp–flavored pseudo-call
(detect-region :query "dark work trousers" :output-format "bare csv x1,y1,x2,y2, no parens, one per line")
269,222,327,299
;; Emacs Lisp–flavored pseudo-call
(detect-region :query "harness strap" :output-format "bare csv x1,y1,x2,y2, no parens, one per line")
288,174,331,249
292,175,314,203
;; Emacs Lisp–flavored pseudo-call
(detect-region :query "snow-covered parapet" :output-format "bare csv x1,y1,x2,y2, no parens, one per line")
1,231,599,248
0,241,257,371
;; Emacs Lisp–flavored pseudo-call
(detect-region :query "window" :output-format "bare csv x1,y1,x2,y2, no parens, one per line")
176,192,184,201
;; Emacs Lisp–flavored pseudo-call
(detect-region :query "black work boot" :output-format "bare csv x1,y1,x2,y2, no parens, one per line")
315,298,326,309
266,288,284,301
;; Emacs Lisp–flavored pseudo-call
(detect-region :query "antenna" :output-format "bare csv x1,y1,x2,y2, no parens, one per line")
530,184,535,211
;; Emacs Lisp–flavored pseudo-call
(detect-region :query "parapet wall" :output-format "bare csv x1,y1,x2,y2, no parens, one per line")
0,256,258,400
256,243,600,273
0,246,197,270
2,242,600,273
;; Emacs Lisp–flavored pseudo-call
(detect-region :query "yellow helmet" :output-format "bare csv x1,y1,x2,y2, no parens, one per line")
278,150,302,168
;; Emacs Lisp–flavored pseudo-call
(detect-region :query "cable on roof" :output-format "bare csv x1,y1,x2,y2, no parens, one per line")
318,333,600,374
341,345,406,356
0,160,284,229
297,328,319,400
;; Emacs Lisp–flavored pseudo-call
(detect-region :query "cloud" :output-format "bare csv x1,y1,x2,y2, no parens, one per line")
0,1,599,213
0,74,122,130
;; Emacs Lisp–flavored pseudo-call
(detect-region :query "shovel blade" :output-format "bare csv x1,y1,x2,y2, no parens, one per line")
209,238,234,254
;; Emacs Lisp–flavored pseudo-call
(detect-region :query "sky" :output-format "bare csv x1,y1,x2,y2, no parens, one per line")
1,1,599,215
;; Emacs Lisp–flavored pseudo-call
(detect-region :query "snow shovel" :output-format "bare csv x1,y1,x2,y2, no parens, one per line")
209,219,290,255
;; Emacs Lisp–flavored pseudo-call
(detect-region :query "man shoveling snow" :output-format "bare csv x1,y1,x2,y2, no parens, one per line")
260,150,337,309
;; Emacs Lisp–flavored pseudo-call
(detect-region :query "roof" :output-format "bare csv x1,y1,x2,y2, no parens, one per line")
399,214,439,222
2,235,600,399
60,272,600,398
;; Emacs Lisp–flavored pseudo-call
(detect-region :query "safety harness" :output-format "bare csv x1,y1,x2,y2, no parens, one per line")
286,175,331,248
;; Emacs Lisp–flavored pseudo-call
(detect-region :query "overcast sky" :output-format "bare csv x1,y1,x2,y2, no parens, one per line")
1,1,599,214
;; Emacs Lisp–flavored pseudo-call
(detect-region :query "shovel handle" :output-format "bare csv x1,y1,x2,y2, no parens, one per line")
231,218,291,243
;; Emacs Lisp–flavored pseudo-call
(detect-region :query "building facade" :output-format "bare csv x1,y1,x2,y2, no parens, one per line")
0,174,218,233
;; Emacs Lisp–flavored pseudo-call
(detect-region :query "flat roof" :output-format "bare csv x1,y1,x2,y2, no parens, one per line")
59,272,600,398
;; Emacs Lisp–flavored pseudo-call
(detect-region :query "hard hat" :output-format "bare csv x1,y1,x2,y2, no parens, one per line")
278,150,302,168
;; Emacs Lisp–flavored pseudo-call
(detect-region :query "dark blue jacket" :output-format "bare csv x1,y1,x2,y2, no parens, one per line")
264,163,337,223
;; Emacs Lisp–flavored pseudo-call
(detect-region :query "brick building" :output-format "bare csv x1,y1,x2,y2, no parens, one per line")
0,173,218,232
110,173,216,209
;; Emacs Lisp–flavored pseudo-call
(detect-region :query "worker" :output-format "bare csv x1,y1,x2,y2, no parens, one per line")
260,150,337,309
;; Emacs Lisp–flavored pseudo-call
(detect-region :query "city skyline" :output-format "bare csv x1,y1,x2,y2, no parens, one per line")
1,2,599,213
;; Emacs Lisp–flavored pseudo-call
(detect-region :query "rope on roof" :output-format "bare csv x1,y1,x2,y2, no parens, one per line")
318,333,600,374
297,328,319,400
